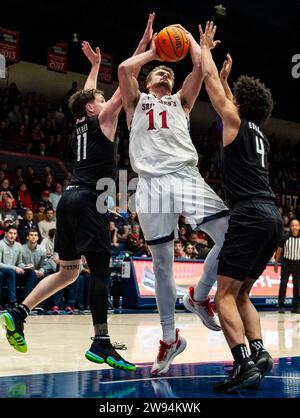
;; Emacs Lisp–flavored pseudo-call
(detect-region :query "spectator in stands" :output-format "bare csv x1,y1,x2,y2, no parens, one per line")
38,209,56,240
126,223,146,256
0,198,18,224
40,190,54,211
128,211,139,234
21,229,46,299
282,215,290,233
0,161,11,181
17,183,33,211
179,225,189,245
109,206,129,249
33,202,46,223
188,231,210,260
18,209,41,244
40,228,56,258
49,183,63,211
0,218,14,240
0,178,15,196
174,239,185,259
42,174,55,193
10,166,24,190
0,225,24,308
24,165,37,185
110,221,120,255
183,242,198,260
62,177,70,191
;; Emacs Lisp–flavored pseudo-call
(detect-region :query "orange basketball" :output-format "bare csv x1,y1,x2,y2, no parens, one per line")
155,26,190,63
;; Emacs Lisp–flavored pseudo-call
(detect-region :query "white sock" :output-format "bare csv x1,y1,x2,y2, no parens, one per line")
194,216,229,302
149,240,177,344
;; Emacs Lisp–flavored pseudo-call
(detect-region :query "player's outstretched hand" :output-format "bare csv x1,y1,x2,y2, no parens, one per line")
140,12,155,47
220,53,233,80
82,41,101,67
199,21,221,50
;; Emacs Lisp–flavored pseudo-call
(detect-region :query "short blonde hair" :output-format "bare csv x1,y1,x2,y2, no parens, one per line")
146,65,175,88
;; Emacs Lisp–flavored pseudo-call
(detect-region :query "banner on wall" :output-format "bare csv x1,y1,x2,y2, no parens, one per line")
98,53,113,83
47,42,68,73
0,28,20,62
132,259,292,299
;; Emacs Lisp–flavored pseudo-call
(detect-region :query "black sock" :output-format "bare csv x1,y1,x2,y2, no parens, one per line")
249,339,264,355
17,304,30,320
231,344,250,364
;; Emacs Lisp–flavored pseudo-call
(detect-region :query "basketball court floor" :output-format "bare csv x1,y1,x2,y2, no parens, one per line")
0,311,300,398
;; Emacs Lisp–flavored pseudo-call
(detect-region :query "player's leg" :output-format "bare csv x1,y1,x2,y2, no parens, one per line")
0,259,80,353
83,250,135,371
148,239,187,376
136,175,186,375
181,169,229,330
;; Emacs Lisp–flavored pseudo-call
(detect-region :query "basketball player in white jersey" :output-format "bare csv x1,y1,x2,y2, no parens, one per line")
118,24,229,376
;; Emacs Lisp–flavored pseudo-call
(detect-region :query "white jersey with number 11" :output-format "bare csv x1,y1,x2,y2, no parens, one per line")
129,93,198,176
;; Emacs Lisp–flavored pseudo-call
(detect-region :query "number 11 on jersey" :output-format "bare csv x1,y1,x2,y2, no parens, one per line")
146,109,169,130
77,132,87,161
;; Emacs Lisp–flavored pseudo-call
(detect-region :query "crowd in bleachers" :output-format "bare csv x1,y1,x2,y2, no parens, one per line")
0,82,299,311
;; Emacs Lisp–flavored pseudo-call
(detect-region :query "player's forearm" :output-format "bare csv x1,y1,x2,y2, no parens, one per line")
84,65,100,90
133,40,148,57
201,45,219,80
221,78,234,102
189,36,202,69
119,50,154,78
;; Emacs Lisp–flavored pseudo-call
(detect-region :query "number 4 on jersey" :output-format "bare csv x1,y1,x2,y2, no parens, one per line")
255,136,265,168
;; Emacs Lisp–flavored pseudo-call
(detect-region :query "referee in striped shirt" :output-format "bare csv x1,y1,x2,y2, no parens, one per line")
274,219,300,313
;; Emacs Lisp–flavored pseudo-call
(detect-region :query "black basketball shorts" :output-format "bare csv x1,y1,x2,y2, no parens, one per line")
54,189,111,261
217,199,283,281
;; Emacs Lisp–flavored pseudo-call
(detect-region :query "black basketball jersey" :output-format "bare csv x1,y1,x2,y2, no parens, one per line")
220,119,275,207
69,115,116,188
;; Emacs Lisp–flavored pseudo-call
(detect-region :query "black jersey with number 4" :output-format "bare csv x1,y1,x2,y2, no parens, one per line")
220,119,275,207
69,115,116,188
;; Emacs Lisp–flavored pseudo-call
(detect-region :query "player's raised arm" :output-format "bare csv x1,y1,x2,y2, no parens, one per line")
220,53,234,102
118,34,160,127
200,21,240,144
133,12,155,57
82,41,101,90
176,26,203,113
105,13,157,123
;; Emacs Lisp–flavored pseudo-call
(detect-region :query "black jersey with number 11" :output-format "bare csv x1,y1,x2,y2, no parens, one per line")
69,115,116,188
220,119,275,207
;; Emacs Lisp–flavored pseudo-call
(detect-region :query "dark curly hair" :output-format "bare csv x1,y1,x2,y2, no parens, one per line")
68,89,104,118
233,75,273,126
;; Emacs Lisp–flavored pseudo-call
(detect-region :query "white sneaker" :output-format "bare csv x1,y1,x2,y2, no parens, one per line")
151,328,187,376
183,287,221,331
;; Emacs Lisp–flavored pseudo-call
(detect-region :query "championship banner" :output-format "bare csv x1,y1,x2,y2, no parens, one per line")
137,63,154,91
47,42,68,73
132,259,293,299
0,28,20,62
98,53,113,83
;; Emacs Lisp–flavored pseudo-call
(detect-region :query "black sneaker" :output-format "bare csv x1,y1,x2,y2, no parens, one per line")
213,360,261,393
85,337,136,371
278,307,285,313
0,308,27,353
249,349,273,388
